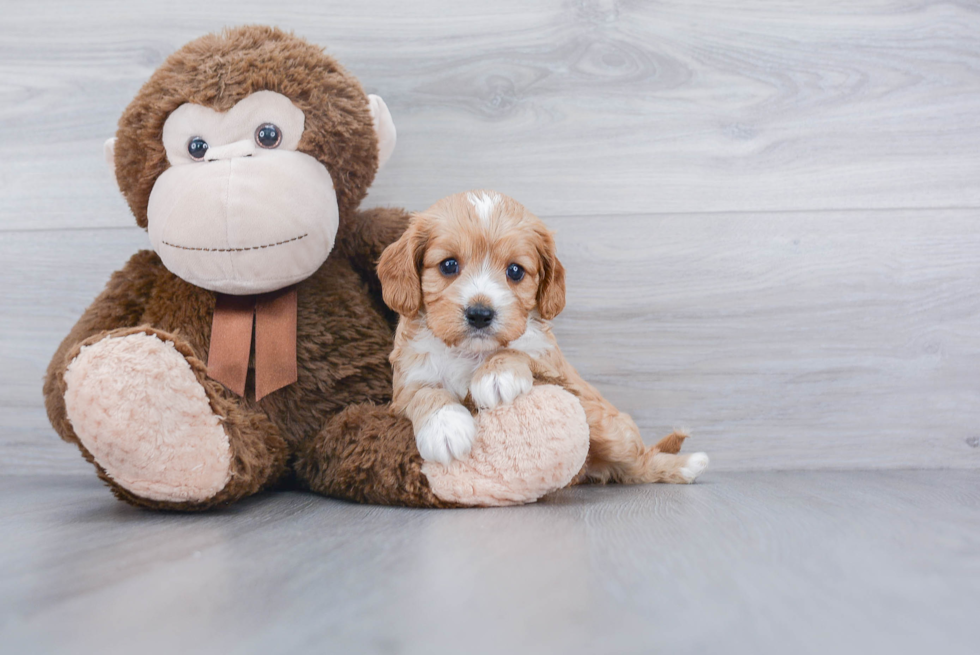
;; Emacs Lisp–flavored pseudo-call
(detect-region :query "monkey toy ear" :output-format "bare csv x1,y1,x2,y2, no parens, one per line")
367,95,396,170
103,137,117,172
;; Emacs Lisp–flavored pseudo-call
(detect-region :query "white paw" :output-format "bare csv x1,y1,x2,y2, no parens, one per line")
416,404,477,465
679,452,710,483
470,370,533,410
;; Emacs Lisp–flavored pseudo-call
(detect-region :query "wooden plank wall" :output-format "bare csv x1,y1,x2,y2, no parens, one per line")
2,0,978,474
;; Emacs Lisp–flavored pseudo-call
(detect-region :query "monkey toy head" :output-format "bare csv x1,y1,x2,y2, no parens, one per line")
106,26,396,294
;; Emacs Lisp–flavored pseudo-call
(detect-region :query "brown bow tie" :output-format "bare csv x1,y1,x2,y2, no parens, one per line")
207,287,298,400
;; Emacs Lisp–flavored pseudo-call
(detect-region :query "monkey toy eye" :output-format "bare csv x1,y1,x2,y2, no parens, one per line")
255,123,282,149
506,263,525,282
187,137,209,160
439,258,459,276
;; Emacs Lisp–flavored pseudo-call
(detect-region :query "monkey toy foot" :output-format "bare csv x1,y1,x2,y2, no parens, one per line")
63,330,234,504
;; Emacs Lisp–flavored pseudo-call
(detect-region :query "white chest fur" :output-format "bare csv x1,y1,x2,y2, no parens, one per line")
403,317,554,400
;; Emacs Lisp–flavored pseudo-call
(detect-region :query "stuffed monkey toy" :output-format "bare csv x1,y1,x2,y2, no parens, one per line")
43,26,591,510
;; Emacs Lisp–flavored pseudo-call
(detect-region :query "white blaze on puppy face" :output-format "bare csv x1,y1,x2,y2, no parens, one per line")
146,91,340,295
466,190,500,224
456,259,513,310
411,191,550,351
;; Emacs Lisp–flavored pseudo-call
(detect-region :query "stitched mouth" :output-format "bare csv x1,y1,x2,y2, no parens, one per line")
161,233,308,253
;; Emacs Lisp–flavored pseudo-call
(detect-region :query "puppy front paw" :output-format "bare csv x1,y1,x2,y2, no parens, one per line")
470,369,533,410
415,404,477,465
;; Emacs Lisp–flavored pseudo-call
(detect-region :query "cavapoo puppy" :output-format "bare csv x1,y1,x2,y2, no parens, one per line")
377,190,708,484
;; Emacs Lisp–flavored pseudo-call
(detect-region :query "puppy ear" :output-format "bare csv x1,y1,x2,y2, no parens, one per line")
378,218,425,317
536,228,566,320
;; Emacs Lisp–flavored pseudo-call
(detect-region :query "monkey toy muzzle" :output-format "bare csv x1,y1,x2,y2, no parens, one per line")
146,90,340,295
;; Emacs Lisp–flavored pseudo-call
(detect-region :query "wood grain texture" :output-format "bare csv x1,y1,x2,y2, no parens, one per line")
2,6,978,650
1,0,980,231
3,209,978,474
2,472,978,654
0,1,978,473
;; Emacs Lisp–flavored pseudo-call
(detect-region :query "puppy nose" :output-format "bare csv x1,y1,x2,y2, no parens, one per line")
465,304,495,329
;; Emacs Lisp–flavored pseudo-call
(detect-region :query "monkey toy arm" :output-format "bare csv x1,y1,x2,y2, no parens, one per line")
337,206,413,304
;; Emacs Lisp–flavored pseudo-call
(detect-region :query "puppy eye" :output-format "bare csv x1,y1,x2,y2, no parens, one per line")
255,123,282,149
187,137,209,160
506,263,525,282
439,258,459,276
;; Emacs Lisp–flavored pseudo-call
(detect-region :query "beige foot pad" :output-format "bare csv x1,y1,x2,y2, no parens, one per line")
423,385,590,506
64,332,232,503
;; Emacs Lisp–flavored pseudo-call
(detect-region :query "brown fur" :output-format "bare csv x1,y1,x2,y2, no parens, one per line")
380,192,702,485
115,26,378,229
654,431,688,455
43,27,446,510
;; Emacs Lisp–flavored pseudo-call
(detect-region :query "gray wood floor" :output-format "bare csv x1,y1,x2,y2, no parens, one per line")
2,471,978,655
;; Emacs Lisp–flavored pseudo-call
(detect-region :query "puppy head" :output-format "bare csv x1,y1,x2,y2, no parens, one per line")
378,190,565,350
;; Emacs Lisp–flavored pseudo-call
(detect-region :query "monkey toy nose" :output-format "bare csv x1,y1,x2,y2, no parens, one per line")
465,304,495,329
204,139,255,161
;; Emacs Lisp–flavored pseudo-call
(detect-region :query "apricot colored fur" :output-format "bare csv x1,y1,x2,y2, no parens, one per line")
381,192,706,486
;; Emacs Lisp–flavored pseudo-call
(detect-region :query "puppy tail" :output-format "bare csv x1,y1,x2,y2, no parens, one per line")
654,430,689,455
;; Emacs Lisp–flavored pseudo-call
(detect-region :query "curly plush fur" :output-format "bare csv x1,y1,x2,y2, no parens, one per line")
43,27,452,510
45,27,600,510
114,26,379,229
